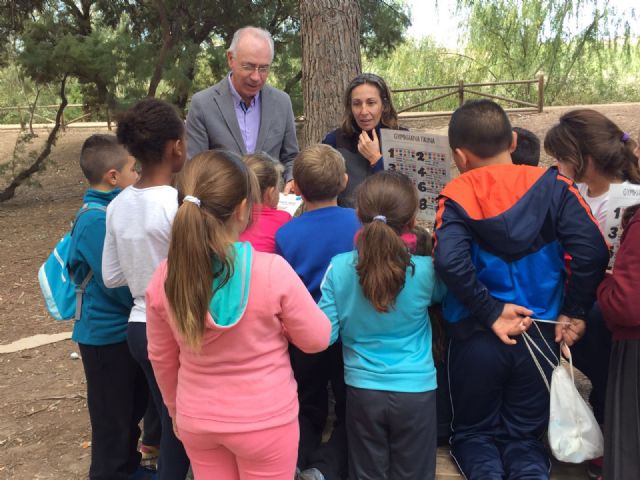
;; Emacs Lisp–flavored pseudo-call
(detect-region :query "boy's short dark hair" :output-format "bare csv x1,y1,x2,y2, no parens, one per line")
512,127,541,166
293,144,346,202
80,134,129,184
448,99,513,159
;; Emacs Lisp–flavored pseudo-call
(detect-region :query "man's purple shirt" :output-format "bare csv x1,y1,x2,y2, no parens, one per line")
228,75,261,154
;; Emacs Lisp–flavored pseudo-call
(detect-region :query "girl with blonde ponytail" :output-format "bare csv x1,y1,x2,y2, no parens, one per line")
318,171,446,480
146,150,331,480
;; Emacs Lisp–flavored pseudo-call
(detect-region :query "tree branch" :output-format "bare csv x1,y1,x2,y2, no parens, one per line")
0,75,68,202
284,69,302,94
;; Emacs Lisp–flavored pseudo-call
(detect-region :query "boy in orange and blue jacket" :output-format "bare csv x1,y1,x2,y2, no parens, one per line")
433,100,608,479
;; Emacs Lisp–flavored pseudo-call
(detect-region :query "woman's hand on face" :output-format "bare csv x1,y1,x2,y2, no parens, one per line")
358,129,382,166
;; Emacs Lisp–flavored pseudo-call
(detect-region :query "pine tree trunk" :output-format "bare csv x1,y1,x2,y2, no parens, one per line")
300,0,361,148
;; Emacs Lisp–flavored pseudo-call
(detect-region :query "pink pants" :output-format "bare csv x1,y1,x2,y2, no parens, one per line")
178,420,299,480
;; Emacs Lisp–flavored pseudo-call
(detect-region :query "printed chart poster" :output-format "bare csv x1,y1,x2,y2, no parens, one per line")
380,129,452,223
278,193,303,216
603,183,640,269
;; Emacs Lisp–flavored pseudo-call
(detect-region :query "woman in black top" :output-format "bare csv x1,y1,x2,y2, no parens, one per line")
322,73,400,207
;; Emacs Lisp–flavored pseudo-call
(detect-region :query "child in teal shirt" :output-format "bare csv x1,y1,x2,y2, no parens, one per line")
67,134,152,479
319,171,445,480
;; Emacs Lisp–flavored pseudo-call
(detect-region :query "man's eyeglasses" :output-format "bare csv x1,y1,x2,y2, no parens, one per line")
240,63,271,74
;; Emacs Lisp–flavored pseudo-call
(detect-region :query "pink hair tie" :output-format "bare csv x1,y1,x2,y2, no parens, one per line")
400,231,417,253
353,228,418,253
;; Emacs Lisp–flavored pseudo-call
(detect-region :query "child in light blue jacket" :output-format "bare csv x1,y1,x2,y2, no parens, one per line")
319,171,445,480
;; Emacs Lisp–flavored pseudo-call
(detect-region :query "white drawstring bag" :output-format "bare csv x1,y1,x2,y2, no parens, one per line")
522,325,604,463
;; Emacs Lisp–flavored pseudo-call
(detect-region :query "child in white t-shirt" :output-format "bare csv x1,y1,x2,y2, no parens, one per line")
545,109,639,234
102,98,190,480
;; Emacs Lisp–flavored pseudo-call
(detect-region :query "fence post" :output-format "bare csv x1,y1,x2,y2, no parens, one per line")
458,80,464,106
18,107,25,130
537,75,544,113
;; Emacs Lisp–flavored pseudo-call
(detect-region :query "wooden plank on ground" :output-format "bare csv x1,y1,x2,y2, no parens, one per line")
0,332,72,354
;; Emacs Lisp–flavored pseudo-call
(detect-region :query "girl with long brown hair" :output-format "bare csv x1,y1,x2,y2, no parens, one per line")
544,109,639,478
544,108,640,233
318,171,445,480
145,150,331,480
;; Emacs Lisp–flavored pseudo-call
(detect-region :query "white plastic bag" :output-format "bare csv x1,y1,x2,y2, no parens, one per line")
522,327,604,463
547,355,604,463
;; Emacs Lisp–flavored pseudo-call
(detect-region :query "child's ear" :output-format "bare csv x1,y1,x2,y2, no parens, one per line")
408,214,417,230
174,138,185,157
453,148,469,173
338,173,349,193
265,186,278,207
104,168,119,187
234,198,251,231
510,130,518,153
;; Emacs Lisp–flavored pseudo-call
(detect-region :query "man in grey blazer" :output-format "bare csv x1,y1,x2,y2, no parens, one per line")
186,26,298,190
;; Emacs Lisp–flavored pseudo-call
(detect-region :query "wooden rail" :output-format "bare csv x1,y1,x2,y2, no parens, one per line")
1,76,546,128
394,75,544,118
0,103,113,130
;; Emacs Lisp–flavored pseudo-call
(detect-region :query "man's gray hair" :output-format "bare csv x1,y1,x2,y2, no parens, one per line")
227,27,275,61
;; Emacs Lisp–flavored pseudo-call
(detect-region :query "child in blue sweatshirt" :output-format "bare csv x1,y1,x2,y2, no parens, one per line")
319,171,445,480
68,134,149,480
275,144,360,480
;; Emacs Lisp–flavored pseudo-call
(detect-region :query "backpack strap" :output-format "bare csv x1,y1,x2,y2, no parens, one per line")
71,202,107,234
74,271,94,320
70,202,107,320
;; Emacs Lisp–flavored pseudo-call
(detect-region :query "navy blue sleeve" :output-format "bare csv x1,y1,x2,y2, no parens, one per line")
322,129,337,148
555,181,609,320
433,198,504,328
371,157,384,172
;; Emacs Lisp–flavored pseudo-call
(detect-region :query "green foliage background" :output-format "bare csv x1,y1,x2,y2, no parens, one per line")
1,0,639,124
365,1,640,113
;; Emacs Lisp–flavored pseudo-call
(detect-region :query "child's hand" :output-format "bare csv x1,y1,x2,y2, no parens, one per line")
554,314,585,346
357,129,382,166
491,303,533,345
284,180,295,194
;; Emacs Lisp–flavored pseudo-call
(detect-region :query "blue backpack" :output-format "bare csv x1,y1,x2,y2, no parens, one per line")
38,203,107,321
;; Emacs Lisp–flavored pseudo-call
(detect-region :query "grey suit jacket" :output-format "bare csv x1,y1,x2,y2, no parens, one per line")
186,77,299,180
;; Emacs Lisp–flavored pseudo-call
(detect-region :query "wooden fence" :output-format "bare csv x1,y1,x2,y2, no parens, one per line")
0,103,112,129
393,75,544,118
0,75,545,128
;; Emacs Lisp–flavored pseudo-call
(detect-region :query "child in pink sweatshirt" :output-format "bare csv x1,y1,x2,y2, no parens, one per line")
146,150,331,480
239,153,292,253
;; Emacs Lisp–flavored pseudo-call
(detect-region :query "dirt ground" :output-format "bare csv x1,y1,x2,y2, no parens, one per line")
0,102,638,479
